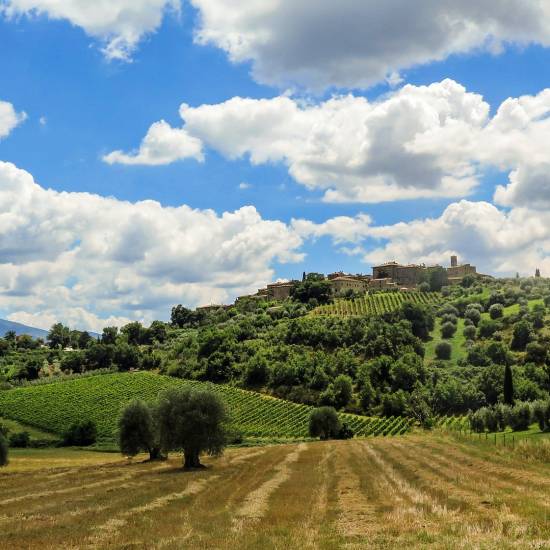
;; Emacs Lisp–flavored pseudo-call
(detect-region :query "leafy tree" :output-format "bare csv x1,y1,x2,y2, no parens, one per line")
119,400,161,460
435,341,452,360
157,388,229,469
78,331,93,349
461,274,476,288
463,325,477,340
85,343,114,370
149,321,167,343
441,321,457,339
113,343,141,371
4,330,16,345
508,402,531,431
464,308,481,326
171,305,204,328
489,303,504,319
320,375,353,409
63,420,97,446
401,303,434,340
101,326,119,345
477,319,499,339
308,407,341,440
503,364,514,405
121,322,146,346
0,432,8,467
9,431,30,448
47,323,71,349
61,351,85,373
525,342,547,365
291,274,332,305
511,320,533,351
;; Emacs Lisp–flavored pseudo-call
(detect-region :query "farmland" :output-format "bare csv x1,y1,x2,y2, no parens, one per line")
0,372,409,442
2,434,550,549
311,291,441,317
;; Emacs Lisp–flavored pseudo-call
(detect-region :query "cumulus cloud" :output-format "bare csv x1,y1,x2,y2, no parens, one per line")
295,200,550,277
106,79,489,203
191,0,550,90
103,120,203,165
0,99,26,138
1,0,179,60
0,161,304,332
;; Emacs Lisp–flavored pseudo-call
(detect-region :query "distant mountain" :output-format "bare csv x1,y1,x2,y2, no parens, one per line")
0,319,49,339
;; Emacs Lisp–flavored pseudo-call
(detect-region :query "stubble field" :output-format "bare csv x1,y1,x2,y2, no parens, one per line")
1,435,550,549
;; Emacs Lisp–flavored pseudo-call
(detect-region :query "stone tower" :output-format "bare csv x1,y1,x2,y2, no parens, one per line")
450,255,458,267
535,268,541,278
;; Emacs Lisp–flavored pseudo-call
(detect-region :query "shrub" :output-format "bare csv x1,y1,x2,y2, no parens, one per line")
435,342,452,360
0,432,7,467
464,308,481,326
469,409,485,433
441,314,458,326
508,402,532,432
63,420,97,446
478,319,499,339
309,407,341,440
511,320,533,351
464,318,474,327
463,325,477,340
489,304,504,319
441,321,457,339
532,400,550,432
9,431,30,448
335,422,354,440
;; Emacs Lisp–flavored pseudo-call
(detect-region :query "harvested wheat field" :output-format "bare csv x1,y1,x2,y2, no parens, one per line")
2,436,550,549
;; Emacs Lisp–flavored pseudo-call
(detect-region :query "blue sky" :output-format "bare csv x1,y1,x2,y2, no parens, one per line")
1,1,550,330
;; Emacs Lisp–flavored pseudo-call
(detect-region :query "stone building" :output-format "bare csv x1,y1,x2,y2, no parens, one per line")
372,261,424,288
266,281,296,301
330,275,370,295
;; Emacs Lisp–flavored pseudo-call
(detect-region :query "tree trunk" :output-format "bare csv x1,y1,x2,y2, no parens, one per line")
149,446,164,461
183,449,204,469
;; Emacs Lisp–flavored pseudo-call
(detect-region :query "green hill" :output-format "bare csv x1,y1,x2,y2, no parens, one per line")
0,372,409,442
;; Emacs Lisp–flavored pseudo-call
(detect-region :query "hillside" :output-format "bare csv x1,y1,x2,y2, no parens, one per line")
0,372,409,442
311,290,441,317
0,319,48,339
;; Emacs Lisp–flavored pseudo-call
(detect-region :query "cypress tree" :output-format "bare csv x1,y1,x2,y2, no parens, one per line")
503,364,514,405
0,432,8,467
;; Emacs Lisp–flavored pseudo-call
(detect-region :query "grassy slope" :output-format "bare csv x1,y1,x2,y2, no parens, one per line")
0,372,403,442
426,298,545,365
0,417,59,441
2,435,550,548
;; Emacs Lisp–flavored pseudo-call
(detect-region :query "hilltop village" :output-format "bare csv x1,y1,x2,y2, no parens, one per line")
200,256,481,311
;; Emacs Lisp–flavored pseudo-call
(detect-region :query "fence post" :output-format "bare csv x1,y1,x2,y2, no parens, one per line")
494,433,497,445
503,433,506,447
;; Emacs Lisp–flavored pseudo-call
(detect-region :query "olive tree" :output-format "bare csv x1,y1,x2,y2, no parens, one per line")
309,407,341,440
157,387,229,469
119,400,162,460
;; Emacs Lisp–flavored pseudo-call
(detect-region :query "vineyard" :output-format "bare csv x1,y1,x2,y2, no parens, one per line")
0,372,409,442
311,291,442,317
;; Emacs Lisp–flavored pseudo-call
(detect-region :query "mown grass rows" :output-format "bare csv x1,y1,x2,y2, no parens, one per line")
312,291,441,317
0,372,409,441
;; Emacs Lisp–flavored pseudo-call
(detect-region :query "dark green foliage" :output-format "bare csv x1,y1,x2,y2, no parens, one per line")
489,303,504,319
0,432,7,467
435,341,452,360
532,399,550,431
477,319,499,339
464,308,481,326
119,400,160,460
503,364,514,405
441,321,457,339
291,274,332,306
157,387,229,468
511,320,533,351
525,342,547,365
401,302,434,340
461,274,476,288
308,407,341,440
463,325,476,340
63,420,97,446
508,402,531,431
335,422,354,440
9,431,30,448
320,374,353,409
47,323,71,349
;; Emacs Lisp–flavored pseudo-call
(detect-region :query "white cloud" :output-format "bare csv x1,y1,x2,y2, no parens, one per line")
0,99,26,138
103,120,203,165
0,161,304,332
106,79,489,203
107,80,550,206
238,182,251,190
191,0,550,90
2,0,180,60
295,200,550,278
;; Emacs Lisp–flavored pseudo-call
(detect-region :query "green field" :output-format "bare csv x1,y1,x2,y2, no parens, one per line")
312,291,441,317
425,317,467,364
0,372,409,442
0,417,59,442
